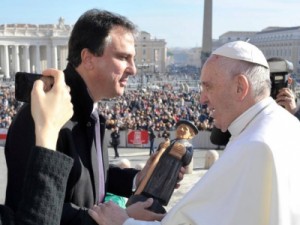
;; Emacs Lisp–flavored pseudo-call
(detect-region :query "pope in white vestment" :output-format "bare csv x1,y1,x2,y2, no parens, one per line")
124,97,300,225
122,41,300,225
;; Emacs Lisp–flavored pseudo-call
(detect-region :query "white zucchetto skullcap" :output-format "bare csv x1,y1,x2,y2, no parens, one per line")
212,41,269,69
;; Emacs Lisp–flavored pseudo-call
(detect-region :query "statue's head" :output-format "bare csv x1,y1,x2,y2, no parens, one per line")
175,120,198,140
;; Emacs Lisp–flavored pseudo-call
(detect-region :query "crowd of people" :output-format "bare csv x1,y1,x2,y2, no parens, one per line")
98,88,214,133
0,85,21,129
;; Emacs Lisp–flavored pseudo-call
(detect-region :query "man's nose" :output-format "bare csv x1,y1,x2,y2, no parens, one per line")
127,60,137,76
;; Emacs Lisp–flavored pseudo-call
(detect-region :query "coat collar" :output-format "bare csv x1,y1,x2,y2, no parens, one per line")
64,63,94,124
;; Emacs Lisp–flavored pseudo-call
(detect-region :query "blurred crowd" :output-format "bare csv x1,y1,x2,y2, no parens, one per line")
0,85,21,128
97,89,214,134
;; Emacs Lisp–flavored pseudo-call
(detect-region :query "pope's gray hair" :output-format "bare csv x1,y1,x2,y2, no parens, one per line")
218,56,271,98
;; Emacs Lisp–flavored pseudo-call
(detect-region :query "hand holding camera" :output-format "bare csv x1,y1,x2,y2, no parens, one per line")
16,69,73,150
15,72,54,103
275,87,298,115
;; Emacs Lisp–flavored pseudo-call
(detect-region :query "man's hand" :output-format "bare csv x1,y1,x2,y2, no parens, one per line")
126,198,165,221
31,69,73,150
276,88,297,114
88,201,129,225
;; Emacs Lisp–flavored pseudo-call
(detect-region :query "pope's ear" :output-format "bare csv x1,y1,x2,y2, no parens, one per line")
236,74,249,100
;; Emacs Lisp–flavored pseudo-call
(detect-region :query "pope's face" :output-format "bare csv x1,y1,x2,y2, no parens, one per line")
176,124,193,139
199,56,237,132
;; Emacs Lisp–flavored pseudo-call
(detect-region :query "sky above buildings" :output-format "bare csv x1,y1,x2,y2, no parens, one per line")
1,0,299,48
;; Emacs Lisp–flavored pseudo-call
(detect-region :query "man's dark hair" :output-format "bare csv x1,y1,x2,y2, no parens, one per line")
67,9,137,67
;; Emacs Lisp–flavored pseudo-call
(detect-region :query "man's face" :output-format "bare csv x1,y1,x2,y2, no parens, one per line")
199,57,237,132
176,124,193,139
85,26,136,101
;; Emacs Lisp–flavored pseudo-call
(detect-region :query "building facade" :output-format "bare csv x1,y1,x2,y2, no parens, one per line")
213,27,300,78
134,31,167,74
213,31,257,50
250,26,300,78
0,18,71,79
0,20,167,79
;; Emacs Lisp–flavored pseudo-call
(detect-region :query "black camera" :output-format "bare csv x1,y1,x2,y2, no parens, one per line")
15,72,54,103
268,57,293,99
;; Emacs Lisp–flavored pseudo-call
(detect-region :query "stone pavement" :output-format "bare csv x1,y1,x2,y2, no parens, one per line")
0,146,222,211
0,147,7,204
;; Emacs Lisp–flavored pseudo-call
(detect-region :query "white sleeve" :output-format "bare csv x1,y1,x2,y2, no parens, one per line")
123,218,161,225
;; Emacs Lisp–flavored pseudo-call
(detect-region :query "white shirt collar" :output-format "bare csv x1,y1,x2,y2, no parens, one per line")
228,97,273,137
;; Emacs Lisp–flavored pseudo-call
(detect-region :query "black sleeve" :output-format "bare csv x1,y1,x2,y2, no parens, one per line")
60,203,97,225
0,205,15,225
0,147,73,225
5,104,35,212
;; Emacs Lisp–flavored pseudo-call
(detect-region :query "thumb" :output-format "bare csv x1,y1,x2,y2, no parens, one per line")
141,198,154,209
31,79,45,99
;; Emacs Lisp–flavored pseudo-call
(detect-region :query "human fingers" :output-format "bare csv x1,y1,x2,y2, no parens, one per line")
126,198,165,221
92,202,129,225
41,68,67,92
88,206,103,224
31,79,46,101
42,68,65,84
277,88,294,98
140,198,153,208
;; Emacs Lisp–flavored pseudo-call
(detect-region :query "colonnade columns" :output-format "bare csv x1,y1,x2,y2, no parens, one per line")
0,44,61,78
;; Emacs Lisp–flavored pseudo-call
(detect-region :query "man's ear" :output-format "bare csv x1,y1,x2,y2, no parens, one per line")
236,74,249,101
80,48,94,70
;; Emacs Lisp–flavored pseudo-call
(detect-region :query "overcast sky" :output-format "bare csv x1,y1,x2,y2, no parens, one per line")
1,0,299,48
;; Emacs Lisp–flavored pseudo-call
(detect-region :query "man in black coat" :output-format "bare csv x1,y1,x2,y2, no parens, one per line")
5,9,153,225
147,122,156,155
110,126,120,158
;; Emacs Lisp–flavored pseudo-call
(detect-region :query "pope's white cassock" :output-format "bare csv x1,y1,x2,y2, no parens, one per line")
124,97,300,225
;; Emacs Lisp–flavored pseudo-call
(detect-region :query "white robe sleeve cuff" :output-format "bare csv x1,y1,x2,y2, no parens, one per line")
123,218,161,225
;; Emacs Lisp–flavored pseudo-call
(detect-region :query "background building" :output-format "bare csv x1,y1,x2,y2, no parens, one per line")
0,18,71,79
134,31,167,74
211,27,300,79
0,20,167,79
213,31,257,49
250,26,300,79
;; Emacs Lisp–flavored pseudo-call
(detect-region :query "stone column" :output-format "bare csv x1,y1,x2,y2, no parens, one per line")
24,45,30,72
201,0,213,67
3,45,10,79
52,45,58,68
35,45,41,73
14,45,20,73
46,45,51,68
